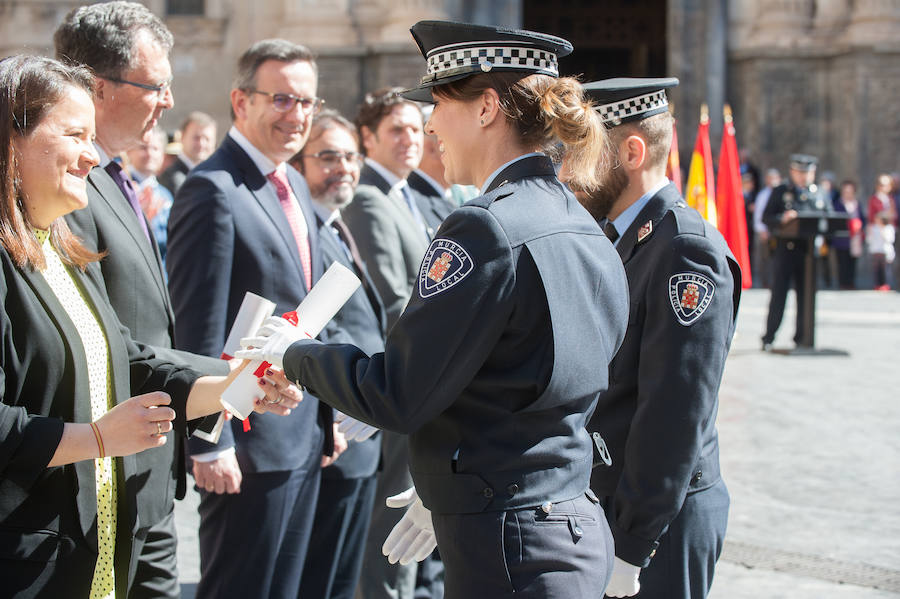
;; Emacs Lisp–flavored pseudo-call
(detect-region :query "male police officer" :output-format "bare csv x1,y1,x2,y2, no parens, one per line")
576,78,741,599
761,154,830,350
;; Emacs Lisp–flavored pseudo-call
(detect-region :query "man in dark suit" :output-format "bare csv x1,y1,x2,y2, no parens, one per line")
341,87,446,599
158,110,217,196
290,109,387,599
53,4,230,598
574,79,741,599
166,39,333,598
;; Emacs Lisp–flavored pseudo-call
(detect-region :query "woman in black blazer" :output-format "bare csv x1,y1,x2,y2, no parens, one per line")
0,55,300,598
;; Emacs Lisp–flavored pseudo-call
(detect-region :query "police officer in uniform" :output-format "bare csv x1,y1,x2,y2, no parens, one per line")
569,78,741,599
761,154,829,350
237,20,629,599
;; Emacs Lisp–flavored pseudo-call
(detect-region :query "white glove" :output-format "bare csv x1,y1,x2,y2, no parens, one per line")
236,316,307,369
335,411,379,442
382,487,436,565
604,556,641,597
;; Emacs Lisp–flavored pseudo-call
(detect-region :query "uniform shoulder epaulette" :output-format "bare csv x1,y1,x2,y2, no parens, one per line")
464,186,514,211
671,202,707,237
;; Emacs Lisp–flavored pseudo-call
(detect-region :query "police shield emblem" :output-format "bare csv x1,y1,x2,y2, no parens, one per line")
668,272,715,326
419,238,474,298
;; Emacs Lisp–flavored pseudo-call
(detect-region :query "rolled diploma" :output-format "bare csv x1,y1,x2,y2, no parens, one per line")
194,292,276,442
220,262,361,419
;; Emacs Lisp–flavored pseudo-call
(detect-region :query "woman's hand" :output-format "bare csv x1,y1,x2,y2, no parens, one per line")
253,367,303,416
95,392,176,456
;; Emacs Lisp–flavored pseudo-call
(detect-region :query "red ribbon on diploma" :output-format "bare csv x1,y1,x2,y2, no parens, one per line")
240,310,307,432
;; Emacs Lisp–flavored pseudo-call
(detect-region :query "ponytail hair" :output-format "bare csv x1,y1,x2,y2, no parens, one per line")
433,72,608,193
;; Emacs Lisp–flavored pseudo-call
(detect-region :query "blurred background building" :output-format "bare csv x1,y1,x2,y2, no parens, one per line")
2,0,898,195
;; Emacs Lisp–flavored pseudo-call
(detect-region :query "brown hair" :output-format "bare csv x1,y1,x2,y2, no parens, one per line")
354,87,421,154
179,110,216,134
607,111,673,173
433,72,606,192
0,55,102,270
291,108,359,173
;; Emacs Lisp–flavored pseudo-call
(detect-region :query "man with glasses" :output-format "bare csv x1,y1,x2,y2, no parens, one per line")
290,109,387,599
167,39,335,598
54,3,230,598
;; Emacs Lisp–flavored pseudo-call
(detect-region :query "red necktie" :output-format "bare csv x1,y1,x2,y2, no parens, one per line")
268,169,312,290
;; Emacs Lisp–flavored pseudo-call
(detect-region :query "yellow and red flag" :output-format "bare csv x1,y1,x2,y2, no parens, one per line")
685,104,716,225
666,118,682,195
715,104,752,288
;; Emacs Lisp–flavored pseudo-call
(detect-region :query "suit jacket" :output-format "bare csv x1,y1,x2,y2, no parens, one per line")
0,244,199,598
341,165,433,329
158,156,190,197
316,215,387,479
407,169,455,230
167,134,331,472
65,167,226,513
587,184,742,567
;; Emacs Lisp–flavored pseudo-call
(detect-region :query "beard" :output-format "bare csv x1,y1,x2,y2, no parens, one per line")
581,162,628,221
313,175,356,211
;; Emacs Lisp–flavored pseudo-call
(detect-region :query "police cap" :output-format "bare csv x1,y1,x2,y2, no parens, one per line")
582,77,680,127
401,20,573,103
789,154,818,171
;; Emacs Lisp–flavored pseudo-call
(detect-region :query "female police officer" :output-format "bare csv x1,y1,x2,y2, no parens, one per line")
238,21,629,598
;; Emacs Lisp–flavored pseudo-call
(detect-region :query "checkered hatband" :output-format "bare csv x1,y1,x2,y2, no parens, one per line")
596,90,669,125
423,41,559,82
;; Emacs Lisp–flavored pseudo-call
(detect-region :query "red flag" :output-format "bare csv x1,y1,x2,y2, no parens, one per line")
685,105,717,225
666,118,682,195
715,104,752,288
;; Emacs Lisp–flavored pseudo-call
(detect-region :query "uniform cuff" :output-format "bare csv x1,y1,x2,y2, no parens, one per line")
610,521,660,568
283,338,321,387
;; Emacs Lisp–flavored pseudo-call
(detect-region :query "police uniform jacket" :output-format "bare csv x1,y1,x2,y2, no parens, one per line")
587,183,741,567
0,245,201,598
283,155,629,515
762,182,831,245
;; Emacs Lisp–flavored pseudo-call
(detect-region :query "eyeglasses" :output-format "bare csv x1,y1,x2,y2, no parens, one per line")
106,77,171,99
245,89,324,115
302,150,364,169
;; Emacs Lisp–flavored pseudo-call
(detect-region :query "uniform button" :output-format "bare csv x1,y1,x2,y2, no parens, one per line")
482,487,494,499
506,483,519,496
541,501,553,514
691,471,703,484
573,526,583,537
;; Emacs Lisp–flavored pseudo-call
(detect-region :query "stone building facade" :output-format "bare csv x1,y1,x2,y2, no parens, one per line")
1,0,897,193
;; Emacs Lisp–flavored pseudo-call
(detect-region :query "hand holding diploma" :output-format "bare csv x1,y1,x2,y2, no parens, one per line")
228,262,361,419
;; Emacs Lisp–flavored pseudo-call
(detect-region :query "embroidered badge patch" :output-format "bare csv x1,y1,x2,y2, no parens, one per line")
419,238,474,298
668,272,715,326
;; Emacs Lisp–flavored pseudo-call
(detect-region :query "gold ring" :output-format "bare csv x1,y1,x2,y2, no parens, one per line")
156,421,163,436
272,395,284,405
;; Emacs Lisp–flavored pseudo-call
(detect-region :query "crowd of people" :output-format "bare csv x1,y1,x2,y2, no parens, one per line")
1,3,747,599
742,157,899,292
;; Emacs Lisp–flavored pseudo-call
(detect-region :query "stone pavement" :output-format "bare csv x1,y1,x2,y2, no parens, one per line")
175,288,900,598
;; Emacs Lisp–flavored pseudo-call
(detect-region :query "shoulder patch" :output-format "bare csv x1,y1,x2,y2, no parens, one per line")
668,272,715,326
419,238,475,298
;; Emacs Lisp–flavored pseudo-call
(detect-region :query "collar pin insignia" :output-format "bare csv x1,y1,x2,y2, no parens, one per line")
637,220,653,242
